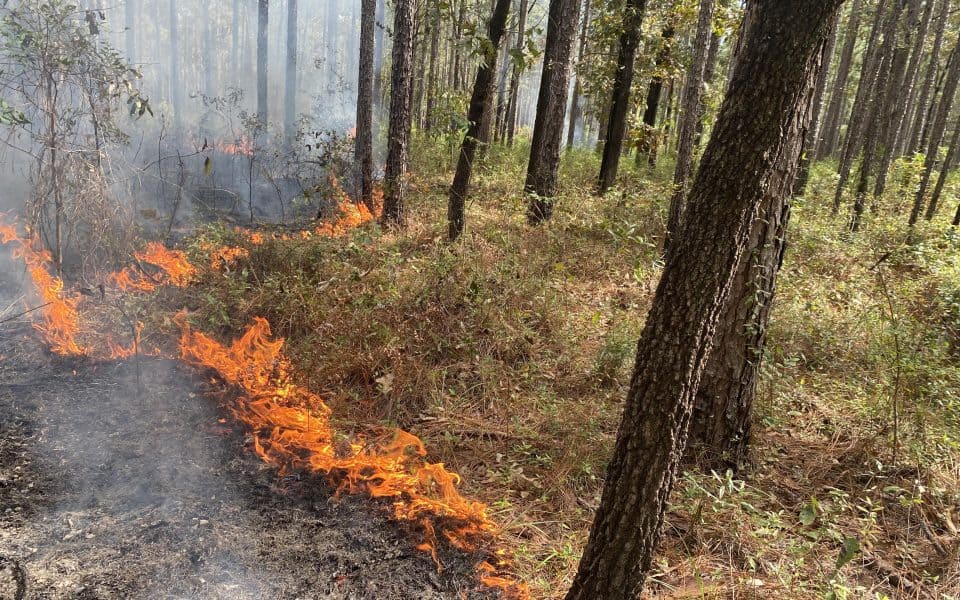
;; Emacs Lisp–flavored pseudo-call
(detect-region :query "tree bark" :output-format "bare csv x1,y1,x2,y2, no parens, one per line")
818,0,863,159
565,2,841,597
257,0,268,123
374,0,386,111
356,0,376,210
597,0,648,196
891,0,934,158
382,0,415,226
525,0,582,222
448,0,513,240
910,37,960,226
663,0,716,256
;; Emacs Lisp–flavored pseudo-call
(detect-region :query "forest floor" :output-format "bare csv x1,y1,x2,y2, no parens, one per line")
2,141,959,599
0,277,495,599
167,141,960,599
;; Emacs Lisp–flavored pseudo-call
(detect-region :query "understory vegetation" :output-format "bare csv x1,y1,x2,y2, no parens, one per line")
167,139,960,598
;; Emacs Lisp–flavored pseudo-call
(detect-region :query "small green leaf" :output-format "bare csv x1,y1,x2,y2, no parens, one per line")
836,537,860,569
799,500,817,526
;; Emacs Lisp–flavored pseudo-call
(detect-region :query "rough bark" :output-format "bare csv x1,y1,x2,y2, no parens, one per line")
356,0,376,209
597,0,648,196
564,2,841,597
285,0,298,140
382,0,415,226
525,0,582,222
424,5,441,132
663,0,716,255
907,0,948,154
819,0,864,159
257,0,268,123
448,0,513,240
566,0,592,151
692,30,720,150
910,37,960,226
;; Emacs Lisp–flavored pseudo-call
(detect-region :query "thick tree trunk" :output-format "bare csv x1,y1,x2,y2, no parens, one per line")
597,0,648,196
257,0,268,122
907,0,948,154
448,0,513,240
424,5,441,132
565,2,841,597
639,24,675,165
356,0,376,210
872,44,911,199
285,0,298,140
833,0,889,214
910,38,960,226
525,0,582,222
692,31,721,150
566,0,591,151
818,0,863,159
382,0,415,226
663,0,716,255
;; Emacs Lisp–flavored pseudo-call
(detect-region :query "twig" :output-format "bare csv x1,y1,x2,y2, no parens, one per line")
0,302,51,325
0,555,27,600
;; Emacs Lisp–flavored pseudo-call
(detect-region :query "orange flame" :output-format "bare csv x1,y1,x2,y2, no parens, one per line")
174,313,528,598
1,218,85,355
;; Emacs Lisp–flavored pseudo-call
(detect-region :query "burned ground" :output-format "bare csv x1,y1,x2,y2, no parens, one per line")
0,283,494,600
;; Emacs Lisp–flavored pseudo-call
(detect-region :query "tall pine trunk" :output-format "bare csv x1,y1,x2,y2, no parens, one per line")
356,0,376,209
565,2,841,597
907,0,948,154
382,0,415,226
818,0,863,159
448,0,513,240
506,0,529,146
596,0,647,196
639,24,675,166
525,0,581,222
663,0,716,255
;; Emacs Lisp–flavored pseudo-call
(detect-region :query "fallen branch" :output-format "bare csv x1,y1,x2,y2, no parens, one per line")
0,555,27,600
0,302,51,325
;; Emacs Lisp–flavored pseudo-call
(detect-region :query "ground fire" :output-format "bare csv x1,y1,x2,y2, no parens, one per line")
0,207,529,599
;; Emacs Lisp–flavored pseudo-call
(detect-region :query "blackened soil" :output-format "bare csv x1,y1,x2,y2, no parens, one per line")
0,290,495,599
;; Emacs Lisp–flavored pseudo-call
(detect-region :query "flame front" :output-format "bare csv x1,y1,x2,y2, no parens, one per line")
1,208,529,599
173,314,528,598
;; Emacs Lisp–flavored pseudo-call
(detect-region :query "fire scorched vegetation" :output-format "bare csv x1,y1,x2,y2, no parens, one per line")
0,0,959,599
